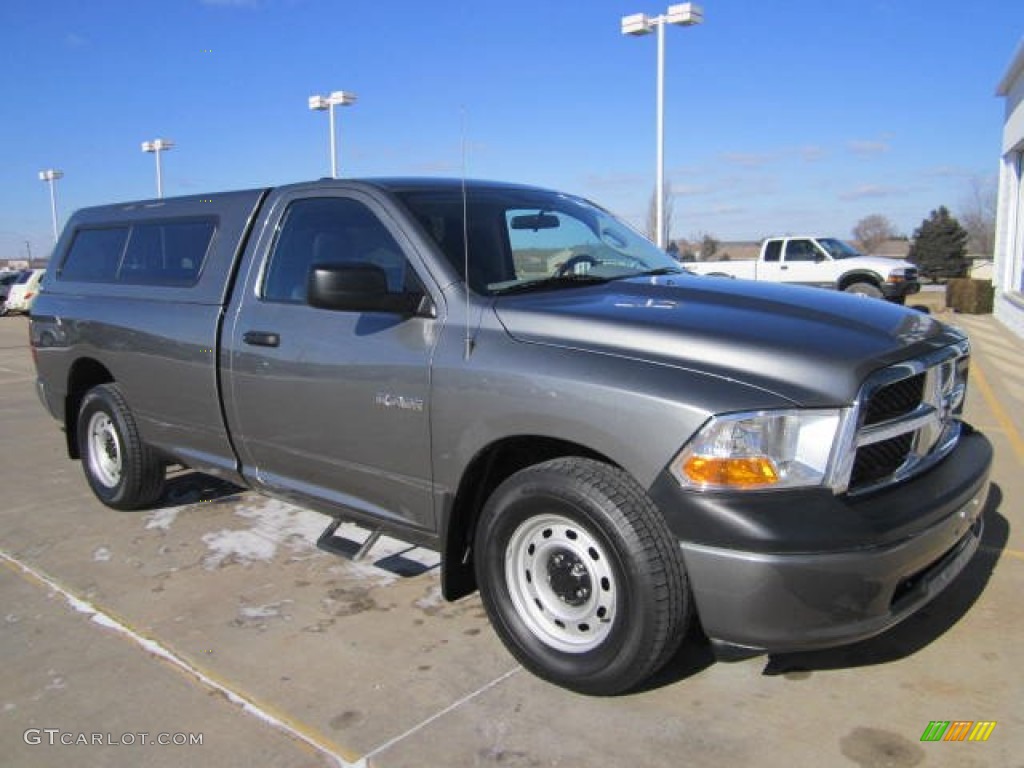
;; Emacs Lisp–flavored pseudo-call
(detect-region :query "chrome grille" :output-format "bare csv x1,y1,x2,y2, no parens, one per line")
851,434,914,487
845,340,968,495
862,373,925,426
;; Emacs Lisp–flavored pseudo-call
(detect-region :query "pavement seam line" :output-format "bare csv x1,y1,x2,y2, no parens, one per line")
980,545,1024,561
0,549,360,768
355,666,522,767
970,351,1024,465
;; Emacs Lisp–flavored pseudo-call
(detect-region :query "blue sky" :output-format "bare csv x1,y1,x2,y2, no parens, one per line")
1,0,1022,260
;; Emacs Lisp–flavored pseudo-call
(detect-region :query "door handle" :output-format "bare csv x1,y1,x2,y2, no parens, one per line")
242,331,280,348
780,265,789,270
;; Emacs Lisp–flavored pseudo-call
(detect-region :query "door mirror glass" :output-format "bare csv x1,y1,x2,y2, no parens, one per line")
308,263,422,315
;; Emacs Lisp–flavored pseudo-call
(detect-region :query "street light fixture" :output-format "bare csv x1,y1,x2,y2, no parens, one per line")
309,90,357,179
38,169,64,244
141,138,175,198
622,3,703,248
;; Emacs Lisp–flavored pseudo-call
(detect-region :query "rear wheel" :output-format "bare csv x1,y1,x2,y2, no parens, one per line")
474,457,690,695
844,281,883,299
77,383,165,510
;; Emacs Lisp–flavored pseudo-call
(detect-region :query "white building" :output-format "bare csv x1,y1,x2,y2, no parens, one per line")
994,39,1024,339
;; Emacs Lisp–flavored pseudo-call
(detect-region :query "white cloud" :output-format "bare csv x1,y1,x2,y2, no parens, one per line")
799,145,826,162
200,0,261,7
838,184,903,200
580,172,646,190
672,183,715,198
847,139,891,156
922,165,970,178
720,151,773,168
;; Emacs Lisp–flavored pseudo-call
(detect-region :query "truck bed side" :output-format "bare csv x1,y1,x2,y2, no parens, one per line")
31,189,269,481
687,259,758,280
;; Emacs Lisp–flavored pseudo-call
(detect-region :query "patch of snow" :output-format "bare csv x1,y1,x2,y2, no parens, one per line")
200,499,326,570
239,600,292,620
196,497,438,586
46,676,66,691
414,584,446,612
145,507,181,531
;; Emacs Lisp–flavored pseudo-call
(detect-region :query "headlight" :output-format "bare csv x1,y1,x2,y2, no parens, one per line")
887,267,909,282
671,409,847,491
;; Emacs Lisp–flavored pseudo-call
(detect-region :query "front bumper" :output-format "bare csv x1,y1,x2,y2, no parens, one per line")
649,428,991,653
882,279,920,301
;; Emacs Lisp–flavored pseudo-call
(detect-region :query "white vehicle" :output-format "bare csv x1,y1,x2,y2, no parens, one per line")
0,270,23,305
3,268,46,315
689,236,919,303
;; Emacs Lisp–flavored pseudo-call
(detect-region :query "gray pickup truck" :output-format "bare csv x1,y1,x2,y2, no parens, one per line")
31,178,991,695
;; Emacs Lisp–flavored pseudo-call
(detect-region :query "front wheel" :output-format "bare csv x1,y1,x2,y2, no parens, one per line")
474,458,691,695
77,383,165,510
844,281,883,299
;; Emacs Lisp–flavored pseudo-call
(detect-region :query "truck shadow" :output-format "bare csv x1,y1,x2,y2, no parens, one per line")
761,483,1007,677
153,468,247,508
150,469,439,578
641,484,1007,692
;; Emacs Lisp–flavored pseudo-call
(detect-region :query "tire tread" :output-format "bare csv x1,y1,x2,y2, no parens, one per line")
78,383,165,510
476,456,690,694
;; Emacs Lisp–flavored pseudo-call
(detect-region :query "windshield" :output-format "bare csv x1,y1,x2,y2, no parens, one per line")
395,186,682,295
817,238,864,259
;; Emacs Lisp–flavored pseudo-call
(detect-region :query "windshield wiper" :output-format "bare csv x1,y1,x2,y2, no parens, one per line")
611,266,686,280
491,274,612,296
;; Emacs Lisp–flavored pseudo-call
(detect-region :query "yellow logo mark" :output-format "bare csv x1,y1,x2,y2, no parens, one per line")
968,722,997,742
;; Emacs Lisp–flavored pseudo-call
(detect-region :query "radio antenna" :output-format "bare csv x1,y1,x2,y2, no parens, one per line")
461,106,474,360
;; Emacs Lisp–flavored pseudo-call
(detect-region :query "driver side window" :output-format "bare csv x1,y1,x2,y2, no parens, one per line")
264,197,411,303
785,239,820,262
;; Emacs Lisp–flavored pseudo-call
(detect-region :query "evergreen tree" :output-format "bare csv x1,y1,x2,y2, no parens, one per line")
907,206,969,281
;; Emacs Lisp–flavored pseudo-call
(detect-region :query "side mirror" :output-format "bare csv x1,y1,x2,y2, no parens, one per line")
307,263,424,315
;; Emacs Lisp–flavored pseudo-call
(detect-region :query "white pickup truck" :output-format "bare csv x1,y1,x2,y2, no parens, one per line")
688,236,919,303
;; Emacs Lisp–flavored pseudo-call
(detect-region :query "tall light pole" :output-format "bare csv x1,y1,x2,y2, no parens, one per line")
309,90,357,178
38,169,64,244
622,3,703,249
141,139,175,198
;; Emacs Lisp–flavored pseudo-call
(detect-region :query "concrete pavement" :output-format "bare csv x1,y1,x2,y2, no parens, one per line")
1,306,1022,768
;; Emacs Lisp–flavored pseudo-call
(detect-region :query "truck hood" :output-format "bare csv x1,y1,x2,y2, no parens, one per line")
845,255,915,274
492,275,961,406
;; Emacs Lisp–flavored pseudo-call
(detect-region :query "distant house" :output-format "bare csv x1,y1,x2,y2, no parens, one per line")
994,39,1024,339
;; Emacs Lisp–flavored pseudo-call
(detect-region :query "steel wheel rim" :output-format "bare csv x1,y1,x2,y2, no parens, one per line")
87,412,122,488
505,513,617,654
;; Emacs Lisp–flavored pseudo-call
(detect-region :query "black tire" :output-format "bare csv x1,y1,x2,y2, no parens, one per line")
844,281,883,299
77,383,165,510
474,457,690,695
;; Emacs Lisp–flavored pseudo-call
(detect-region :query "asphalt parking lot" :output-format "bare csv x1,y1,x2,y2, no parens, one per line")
1,305,1023,768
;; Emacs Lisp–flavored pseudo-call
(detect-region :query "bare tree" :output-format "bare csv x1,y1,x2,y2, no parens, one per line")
851,214,897,254
958,174,997,257
645,178,675,246
699,233,720,261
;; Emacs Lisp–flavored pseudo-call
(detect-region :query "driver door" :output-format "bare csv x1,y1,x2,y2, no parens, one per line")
223,189,440,532
780,238,830,287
